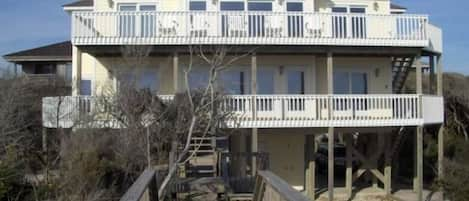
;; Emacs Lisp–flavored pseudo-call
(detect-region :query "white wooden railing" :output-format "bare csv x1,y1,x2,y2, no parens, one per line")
72,11,429,47
42,94,443,128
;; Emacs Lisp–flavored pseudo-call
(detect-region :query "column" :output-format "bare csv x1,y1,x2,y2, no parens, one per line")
437,55,444,197
72,46,82,96
416,126,423,201
251,53,257,119
326,52,334,201
416,53,422,95
251,53,258,175
252,128,258,175
384,133,392,195
173,52,179,93
306,134,316,200
345,134,353,199
328,127,335,201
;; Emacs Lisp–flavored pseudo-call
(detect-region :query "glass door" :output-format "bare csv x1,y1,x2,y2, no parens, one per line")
350,7,367,38
332,7,347,38
118,4,156,37
220,1,246,37
287,2,304,37
332,6,367,39
189,0,208,37
140,5,156,37
119,4,137,37
247,1,272,37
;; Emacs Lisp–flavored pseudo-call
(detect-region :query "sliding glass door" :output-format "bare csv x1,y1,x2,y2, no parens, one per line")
247,2,272,37
118,4,156,37
287,2,304,37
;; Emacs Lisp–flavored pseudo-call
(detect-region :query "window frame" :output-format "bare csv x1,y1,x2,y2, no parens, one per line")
189,0,207,11
219,0,246,11
331,5,367,14
333,70,368,94
247,1,273,11
116,68,160,92
286,1,304,12
285,66,307,95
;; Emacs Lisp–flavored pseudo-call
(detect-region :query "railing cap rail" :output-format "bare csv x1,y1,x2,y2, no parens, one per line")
120,168,156,201
257,170,310,201
71,10,429,18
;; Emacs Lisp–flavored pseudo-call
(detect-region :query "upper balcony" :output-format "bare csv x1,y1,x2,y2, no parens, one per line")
72,11,435,49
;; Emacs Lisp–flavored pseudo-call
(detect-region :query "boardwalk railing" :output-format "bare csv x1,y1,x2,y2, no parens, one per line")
253,171,310,201
72,11,428,47
218,152,270,193
120,168,158,201
42,94,443,128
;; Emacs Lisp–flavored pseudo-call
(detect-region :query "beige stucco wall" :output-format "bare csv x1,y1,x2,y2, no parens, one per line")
77,53,392,96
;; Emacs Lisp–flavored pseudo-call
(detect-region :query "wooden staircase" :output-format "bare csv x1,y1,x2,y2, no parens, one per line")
187,137,217,177
392,57,415,93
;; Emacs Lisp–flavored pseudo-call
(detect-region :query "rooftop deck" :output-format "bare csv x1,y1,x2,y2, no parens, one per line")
72,11,440,51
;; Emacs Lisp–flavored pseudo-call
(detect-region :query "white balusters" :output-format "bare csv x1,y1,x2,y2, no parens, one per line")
71,11,429,47
43,94,438,128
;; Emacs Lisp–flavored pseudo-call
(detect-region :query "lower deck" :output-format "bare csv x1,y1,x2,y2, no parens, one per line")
222,126,442,201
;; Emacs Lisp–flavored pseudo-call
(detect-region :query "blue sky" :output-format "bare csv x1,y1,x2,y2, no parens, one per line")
0,0,467,73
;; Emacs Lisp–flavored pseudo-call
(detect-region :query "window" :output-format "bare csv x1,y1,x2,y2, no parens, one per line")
287,2,304,37
219,70,247,94
333,72,349,94
350,7,366,13
351,72,367,94
332,7,347,13
65,63,73,83
80,80,92,96
257,68,274,94
120,69,159,92
35,64,56,74
189,69,210,91
248,2,272,11
287,70,305,94
220,1,244,11
190,1,206,11
287,2,303,12
333,72,367,94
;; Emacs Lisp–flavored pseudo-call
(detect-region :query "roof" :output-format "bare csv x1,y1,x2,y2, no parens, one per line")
3,41,72,63
63,0,93,8
391,3,407,10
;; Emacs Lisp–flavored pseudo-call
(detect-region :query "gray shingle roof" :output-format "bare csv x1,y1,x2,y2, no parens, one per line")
63,0,93,8
391,3,407,10
3,41,72,62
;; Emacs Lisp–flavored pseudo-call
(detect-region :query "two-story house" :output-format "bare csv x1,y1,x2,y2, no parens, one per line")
44,0,444,200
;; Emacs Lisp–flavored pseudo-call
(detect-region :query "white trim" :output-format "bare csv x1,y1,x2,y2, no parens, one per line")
115,1,158,11
63,6,93,11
